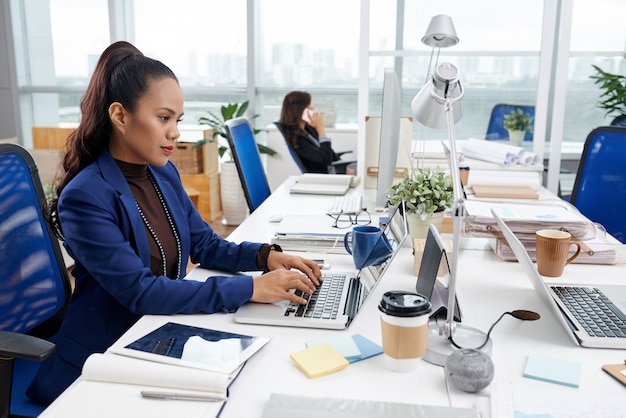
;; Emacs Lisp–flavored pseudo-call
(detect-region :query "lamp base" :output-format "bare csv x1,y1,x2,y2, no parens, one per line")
422,323,492,366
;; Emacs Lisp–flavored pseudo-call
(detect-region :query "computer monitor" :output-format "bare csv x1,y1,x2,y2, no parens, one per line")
376,68,402,208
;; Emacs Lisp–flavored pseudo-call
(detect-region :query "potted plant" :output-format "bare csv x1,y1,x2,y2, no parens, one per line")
503,108,533,146
387,167,454,241
196,101,276,158
590,56,626,126
196,101,275,226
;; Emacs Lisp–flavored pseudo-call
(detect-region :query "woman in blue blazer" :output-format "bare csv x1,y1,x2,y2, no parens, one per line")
27,41,321,404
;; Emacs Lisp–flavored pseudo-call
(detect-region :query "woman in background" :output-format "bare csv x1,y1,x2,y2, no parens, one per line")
278,91,354,174
27,41,321,404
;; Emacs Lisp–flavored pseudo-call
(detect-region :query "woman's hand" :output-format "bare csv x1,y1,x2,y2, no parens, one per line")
249,253,323,304
308,110,326,137
250,269,318,305
267,252,322,284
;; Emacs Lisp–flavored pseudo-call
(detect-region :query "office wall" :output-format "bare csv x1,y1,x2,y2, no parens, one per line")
0,0,20,141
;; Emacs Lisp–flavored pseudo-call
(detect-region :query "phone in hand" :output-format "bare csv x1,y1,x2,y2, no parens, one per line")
301,108,313,123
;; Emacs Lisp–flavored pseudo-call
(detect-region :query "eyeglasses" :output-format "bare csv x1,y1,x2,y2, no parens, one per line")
327,210,372,229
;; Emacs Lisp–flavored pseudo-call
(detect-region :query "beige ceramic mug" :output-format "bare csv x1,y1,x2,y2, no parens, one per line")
535,229,581,277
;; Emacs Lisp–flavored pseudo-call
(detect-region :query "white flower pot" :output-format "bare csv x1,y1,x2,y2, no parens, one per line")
507,129,525,146
407,211,445,242
219,161,249,226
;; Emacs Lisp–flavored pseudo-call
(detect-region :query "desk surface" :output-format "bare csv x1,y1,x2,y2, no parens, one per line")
42,178,626,417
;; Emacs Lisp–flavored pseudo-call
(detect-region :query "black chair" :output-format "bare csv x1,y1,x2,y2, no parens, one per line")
273,122,356,174
0,144,72,417
485,104,535,142
569,126,626,243
225,117,272,212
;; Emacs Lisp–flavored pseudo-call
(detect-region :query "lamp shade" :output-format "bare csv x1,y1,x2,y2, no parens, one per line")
422,15,459,48
411,63,463,129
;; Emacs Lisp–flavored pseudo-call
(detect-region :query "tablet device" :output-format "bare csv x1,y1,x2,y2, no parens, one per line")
109,321,270,374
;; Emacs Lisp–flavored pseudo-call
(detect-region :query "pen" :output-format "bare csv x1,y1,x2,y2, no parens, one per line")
140,390,228,402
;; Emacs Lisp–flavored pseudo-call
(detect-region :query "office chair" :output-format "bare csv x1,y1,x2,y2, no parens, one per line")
485,104,535,142
225,117,272,212
273,122,356,174
0,144,72,417
569,126,626,244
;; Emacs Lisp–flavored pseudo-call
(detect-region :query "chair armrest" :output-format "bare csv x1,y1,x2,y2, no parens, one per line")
0,331,56,361
330,159,357,168
335,151,353,158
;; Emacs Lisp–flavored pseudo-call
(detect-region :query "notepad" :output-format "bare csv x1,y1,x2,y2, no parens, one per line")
349,334,383,363
289,343,349,378
289,174,352,195
305,335,362,360
523,354,582,388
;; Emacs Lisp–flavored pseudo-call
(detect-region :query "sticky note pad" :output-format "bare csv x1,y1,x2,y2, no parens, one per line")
289,343,349,378
305,335,362,360
349,334,383,363
523,354,582,388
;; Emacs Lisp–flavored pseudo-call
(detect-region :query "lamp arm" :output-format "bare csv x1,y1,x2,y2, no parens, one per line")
442,95,466,340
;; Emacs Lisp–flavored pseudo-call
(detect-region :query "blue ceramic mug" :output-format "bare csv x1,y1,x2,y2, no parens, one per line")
344,225,393,270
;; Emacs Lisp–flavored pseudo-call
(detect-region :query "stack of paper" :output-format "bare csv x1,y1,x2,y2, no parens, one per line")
490,234,622,265
463,200,596,241
271,214,380,253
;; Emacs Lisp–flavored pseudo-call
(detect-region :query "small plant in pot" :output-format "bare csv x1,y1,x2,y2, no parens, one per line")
387,167,453,240
590,56,626,126
503,109,533,146
196,100,276,158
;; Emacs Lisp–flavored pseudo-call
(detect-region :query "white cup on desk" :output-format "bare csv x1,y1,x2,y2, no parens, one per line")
378,290,432,372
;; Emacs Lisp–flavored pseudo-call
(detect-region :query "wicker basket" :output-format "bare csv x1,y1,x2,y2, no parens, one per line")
170,142,204,174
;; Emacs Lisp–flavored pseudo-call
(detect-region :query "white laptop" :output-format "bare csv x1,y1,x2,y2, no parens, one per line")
235,205,408,330
492,209,626,349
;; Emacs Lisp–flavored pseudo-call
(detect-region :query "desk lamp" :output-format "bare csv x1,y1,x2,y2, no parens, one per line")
421,15,459,82
411,63,491,366
415,15,459,168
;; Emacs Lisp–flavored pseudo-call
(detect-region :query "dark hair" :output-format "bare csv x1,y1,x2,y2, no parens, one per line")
48,41,178,239
278,91,311,149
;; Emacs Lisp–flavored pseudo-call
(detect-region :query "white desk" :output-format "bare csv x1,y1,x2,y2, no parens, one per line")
42,179,626,417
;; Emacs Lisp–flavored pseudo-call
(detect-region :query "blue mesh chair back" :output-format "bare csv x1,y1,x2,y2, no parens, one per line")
273,122,306,173
225,117,271,212
485,104,535,142
570,126,626,243
0,144,71,417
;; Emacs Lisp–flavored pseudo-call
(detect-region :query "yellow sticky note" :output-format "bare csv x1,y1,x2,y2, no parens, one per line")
289,343,349,379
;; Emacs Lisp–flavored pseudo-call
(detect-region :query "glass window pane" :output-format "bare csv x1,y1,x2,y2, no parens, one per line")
566,0,626,140
49,0,109,83
370,0,545,141
257,0,360,88
133,0,247,89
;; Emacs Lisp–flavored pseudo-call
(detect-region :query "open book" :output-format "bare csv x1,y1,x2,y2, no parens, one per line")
289,173,356,195
41,322,270,418
39,352,239,418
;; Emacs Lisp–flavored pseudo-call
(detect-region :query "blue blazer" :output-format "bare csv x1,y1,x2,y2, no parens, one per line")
27,150,262,404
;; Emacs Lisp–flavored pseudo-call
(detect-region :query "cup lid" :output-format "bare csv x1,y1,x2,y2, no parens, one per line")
378,290,432,317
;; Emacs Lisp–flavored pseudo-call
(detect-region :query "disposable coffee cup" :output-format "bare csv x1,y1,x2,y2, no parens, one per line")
378,290,432,372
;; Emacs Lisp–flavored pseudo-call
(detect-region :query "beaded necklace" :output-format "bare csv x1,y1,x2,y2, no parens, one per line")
134,171,182,279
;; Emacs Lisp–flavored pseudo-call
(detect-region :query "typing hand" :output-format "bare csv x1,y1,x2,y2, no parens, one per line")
250,269,317,305
267,252,322,286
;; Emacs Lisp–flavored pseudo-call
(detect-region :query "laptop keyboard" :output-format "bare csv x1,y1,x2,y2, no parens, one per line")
327,195,363,215
286,273,346,320
551,286,626,338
